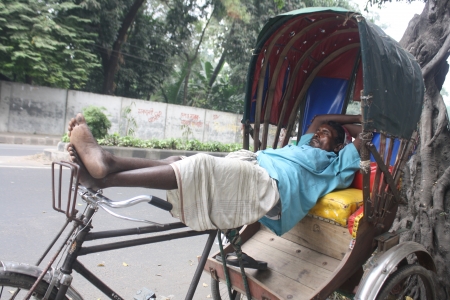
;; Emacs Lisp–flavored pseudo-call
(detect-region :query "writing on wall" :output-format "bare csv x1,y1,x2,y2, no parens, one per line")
181,113,203,127
138,108,163,123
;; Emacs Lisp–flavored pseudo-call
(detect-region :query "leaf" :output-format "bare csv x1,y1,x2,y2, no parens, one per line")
122,262,128,267
97,263,105,267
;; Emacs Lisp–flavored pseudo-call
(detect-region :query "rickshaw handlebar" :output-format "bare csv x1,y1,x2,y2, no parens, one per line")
77,185,173,211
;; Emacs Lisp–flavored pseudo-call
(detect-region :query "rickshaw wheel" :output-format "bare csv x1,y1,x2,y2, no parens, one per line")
210,276,246,300
376,264,436,300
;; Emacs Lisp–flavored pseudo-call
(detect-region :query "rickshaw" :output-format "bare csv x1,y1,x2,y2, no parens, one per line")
203,7,438,300
0,7,437,300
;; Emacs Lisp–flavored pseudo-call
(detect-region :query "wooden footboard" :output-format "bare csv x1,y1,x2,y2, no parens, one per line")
203,216,353,300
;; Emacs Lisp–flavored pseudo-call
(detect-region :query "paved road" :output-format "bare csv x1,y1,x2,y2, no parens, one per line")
0,144,50,156
0,145,218,300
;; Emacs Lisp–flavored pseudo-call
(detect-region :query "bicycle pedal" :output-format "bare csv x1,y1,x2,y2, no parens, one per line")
133,287,156,300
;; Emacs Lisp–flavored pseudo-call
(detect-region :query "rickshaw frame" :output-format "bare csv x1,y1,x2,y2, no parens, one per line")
205,7,437,300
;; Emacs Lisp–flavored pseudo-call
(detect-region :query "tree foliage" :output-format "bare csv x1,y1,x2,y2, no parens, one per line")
1,0,356,113
0,0,99,88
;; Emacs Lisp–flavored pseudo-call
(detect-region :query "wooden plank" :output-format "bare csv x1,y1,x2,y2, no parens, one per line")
206,257,317,300
241,237,333,290
280,216,352,260
205,258,284,300
249,230,341,272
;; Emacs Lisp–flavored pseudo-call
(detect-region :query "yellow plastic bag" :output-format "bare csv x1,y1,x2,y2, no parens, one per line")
309,188,363,226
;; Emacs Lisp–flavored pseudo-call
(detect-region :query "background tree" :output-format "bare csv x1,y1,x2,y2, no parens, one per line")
365,0,450,296
0,0,98,89
155,0,355,113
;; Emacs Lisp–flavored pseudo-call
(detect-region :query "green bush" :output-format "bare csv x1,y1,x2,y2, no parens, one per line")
61,133,69,143
95,134,244,153
82,106,112,139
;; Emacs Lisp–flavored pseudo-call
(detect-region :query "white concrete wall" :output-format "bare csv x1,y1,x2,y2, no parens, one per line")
1,81,67,135
66,90,122,134
0,81,12,132
122,98,167,140
165,105,206,140
204,110,242,143
0,81,243,144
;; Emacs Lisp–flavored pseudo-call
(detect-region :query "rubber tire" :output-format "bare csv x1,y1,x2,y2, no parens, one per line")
376,264,437,300
0,271,68,300
211,276,246,300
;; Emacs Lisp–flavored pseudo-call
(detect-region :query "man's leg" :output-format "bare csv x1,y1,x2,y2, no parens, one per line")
68,113,181,178
76,156,178,190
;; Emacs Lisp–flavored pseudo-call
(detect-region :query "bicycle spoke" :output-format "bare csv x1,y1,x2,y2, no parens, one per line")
10,288,20,300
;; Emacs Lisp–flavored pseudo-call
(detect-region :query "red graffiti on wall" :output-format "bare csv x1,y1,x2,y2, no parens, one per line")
181,113,203,127
138,108,162,123
213,114,220,120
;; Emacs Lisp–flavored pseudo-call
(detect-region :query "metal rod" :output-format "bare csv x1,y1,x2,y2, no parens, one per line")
185,231,216,300
217,231,234,300
78,230,209,255
35,219,70,266
23,224,78,300
73,260,124,300
85,222,186,241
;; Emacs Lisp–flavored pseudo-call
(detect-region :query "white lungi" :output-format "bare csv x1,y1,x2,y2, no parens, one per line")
166,150,279,231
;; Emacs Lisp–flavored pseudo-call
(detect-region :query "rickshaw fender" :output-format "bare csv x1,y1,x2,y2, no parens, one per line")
0,260,83,300
354,241,436,300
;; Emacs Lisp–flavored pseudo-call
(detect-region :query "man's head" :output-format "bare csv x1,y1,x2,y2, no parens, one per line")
309,121,345,154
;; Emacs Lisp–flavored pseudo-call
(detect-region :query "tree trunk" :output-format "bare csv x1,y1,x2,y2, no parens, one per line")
394,1,450,296
180,8,214,105
208,21,236,88
102,0,146,95
182,54,192,106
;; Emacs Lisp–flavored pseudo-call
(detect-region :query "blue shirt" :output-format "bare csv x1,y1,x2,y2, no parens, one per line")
257,133,360,236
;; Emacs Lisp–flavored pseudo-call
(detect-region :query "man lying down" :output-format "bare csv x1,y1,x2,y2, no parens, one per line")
67,113,361,237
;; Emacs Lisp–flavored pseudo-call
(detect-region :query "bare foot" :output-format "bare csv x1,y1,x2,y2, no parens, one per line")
75,154,103,190
67,113,87,137
66,143,79,164
69,118,112,179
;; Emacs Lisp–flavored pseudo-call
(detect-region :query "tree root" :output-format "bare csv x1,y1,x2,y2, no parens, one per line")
421,25,450,78
426,92,449,147
432,165,450,211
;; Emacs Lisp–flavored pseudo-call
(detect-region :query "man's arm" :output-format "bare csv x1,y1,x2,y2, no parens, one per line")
306,114,362,151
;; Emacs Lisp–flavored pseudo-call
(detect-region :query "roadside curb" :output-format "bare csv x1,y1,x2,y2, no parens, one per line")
0,133,60,146
44,142,229,162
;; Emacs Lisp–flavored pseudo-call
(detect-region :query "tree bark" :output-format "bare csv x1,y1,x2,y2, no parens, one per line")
102,0,146,95
394,0,450,296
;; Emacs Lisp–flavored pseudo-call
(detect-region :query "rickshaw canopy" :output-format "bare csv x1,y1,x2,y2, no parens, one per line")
243,7,424,140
